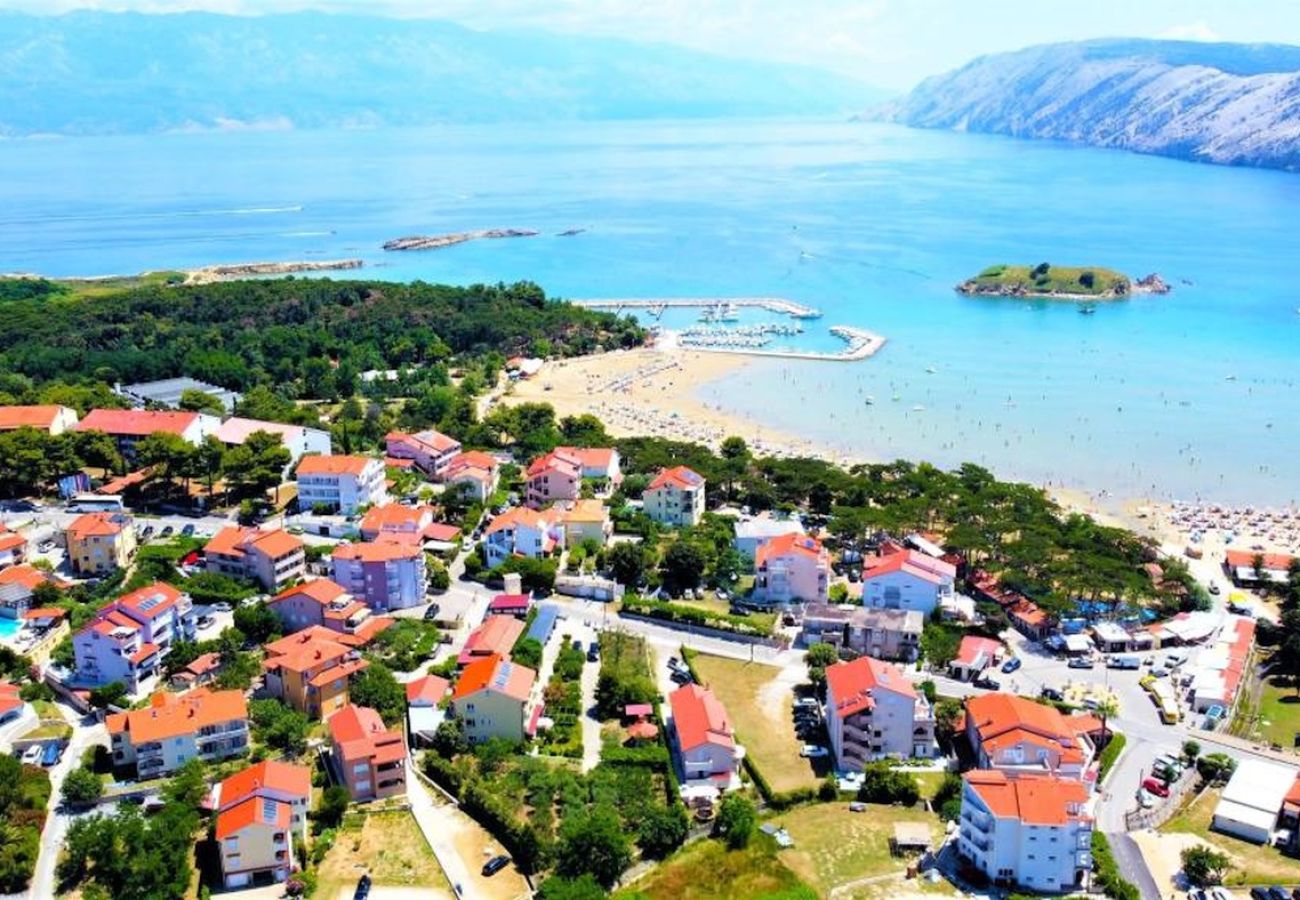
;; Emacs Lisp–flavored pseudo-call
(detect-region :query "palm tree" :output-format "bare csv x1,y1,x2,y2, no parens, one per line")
1094,697,1119,746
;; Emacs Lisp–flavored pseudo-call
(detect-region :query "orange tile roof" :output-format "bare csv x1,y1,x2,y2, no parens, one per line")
329,704,406,766
218,759,312,811
459,615,526,662
406,675,450,705
526,448,582,479
0,404,69,431
0,529,26,553
966,693,1089,764
557,446,616,469
863,548,956,585
386,429,460,453
424,522,462,542
1226,549,1296,571
271,578,349,607
215,795,291,840
76,408,199,437
452,653,534,702
106,687,247,745
359,504,432,533
262,628,359,674
669,683,734,752
67,512,130,539
826,655,916,718
449,450,497,472
0,681,21,717
332,540,421,563
648,465,704,492
963,770,1089,826
0,564,69,592
21,606,67,621
115,582,183,620
756,533,824,567
484,506,550,536
562,498,608,524
296,454,375,476
955,636,1002,667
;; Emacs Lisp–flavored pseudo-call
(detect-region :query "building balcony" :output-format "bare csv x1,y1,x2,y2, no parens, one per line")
964,832,991,853
961,810,992,833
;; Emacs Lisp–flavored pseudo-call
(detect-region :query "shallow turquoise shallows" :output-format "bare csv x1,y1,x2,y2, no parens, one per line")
2,118,1297,503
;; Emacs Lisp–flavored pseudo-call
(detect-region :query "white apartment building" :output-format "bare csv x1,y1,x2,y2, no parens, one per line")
824,655,935,769
643,466,706,528
295,455,388,515
73,582,196,692
108,687,249,779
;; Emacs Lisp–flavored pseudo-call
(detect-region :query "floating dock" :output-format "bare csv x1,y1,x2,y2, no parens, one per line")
661,325,885,362
572,296,823,319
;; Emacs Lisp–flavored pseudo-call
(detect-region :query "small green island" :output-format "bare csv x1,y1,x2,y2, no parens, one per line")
957,263,1135,299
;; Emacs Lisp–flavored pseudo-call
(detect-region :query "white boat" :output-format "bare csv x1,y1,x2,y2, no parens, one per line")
864,396,875,405
925,366,937,374
912,405,926,412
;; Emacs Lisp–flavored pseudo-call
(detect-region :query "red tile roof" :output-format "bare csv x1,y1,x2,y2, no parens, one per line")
297,454,375,476
452,653,535,702
215,795,291,840
458,615,525,664
359,504,432,533
648,465,704,492
0,405,70,431
0,565,69,592
386,429,460,453
405,675,450,705
271,579,348,607
863,548,956,585
0,681,22,718
21,606,67,622
526,448,582,479
669,683,734,752
756,533,825,567
106,688,247,745
1225,549,1295,571
556,446,616,470
424,522,462,542
332,540,421,563
826,655,916,718
966,693,1090,765
954,636,1002,668
66,512,130,539
204,526,302,561
963,770,1090,826
262,627,361,675
77,408,200,437
329,704,406,766
115,582,183,620
0,528,27,553
484,506,550,536
218,760,311,812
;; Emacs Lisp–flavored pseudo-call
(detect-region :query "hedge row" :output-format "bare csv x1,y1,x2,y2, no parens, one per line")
1091,831,1140,900
1097,732,1127,784
621,596,770,637
421,753,549,873
742,754,816,810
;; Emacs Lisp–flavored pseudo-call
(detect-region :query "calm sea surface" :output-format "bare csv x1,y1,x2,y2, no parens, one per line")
2,119,1298,504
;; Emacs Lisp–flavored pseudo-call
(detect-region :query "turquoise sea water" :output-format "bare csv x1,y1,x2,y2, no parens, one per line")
1,118,1298,504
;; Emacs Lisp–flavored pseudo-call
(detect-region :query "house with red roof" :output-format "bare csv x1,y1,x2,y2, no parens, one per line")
950,636,1003,681
964,693,1097,783
444,450,500,502
215,416,331,476
385,429,462,479
525,448,583,507
0,404,78,435
483,506,564,567
73,581,194,691
457,615,526,666
330,537,427,611
66,511,137,576
262,627,370,720
1225,548,1297,587
0,564,69,622
825,656,935,769
75,408,219,459
0,681,24,726
958,769,1094,892
169,651,225,689
667,683,742,789
213,760,312,888
644,466,706,527
451,653,536,744
107,687,248,778
753,533,830,605
329,704,407,801
556,446,621,485
0,525,29,571
203,526,305,592
295,454,388,515
861,548,956,616
268,578,392,642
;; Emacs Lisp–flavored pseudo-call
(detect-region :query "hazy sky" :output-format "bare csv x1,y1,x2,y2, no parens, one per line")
4,0,1299,89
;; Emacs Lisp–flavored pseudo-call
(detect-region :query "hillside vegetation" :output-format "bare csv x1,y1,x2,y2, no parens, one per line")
879,38,1300,171
958,263,1130,298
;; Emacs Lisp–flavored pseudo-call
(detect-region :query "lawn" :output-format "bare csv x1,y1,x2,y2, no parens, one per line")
910,770,947,800
1252,673,1300,748
316,810,454,900
1161,787,1300,885
690,654,819,793
617,835,815,900
773,801,944,895
677,593,776,633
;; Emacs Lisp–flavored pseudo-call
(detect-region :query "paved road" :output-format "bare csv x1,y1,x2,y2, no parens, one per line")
29,706,107,900
406,759,479,900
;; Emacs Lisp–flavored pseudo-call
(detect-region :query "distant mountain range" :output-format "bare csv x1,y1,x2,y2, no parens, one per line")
0,11,879,136
878,39,1300,171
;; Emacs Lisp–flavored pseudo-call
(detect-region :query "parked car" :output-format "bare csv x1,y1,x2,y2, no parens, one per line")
1267,887,1289,900
180,524,196,537
212,602,232,613
794,697,819,710
197,616,215,630
587,643,600,663
1142,777,1170,798
481,855,510,877
354,873,372,900
20,745,43,766
1208,582,1221,595
423,604,441,621
1040,687,1064,701
1151,666,1170,678
1137,789,1157,809
40,743,64,767
973,676,1000,690
140,525,155,539
160,525,174,537
1001,657,1022,673
1250,888,1271,900
37,540,55,553
1067,657,1094,669
799,745,829,759
670,670,692,686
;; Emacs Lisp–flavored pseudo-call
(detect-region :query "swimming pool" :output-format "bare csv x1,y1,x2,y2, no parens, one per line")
0,617,23,641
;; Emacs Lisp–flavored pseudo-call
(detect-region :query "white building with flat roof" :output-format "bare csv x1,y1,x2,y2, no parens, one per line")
1212,758,1297,844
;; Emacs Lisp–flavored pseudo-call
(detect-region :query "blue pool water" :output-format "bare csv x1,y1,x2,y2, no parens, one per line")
0,118,1297,503
0,617,23,640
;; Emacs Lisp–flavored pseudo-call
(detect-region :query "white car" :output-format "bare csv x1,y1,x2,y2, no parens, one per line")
1137,789,1157,809
21,744,43,766
800,745,829,759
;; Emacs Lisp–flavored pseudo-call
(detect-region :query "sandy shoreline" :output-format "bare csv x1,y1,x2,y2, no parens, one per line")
502,347,1300,555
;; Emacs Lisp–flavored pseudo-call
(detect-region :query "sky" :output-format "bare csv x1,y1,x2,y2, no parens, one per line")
3,0,1299,89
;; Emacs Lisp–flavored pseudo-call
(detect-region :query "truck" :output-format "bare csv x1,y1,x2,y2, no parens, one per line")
1107,654,1141,670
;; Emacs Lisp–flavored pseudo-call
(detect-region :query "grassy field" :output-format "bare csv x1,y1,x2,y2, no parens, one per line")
773,802,944,895
959,264,1130,297
316,810,453,900
617,835,815,900
910,770,948,799
690,654,819,793
675,594,776,633
1161,788,1300,884
1251,672,1300,747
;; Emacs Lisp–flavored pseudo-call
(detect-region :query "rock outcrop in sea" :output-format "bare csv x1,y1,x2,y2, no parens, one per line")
382,229,539,252
875,39,1300,172
1134,273,1172,294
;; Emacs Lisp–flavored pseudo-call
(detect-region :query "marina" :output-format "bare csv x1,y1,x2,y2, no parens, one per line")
571,296,823,319
664,325,886,361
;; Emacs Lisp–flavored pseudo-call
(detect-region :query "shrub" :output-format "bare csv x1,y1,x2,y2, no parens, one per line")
1097,732,1126,783
1092,831,1140,900
857,762,919,806
714,793,757,850
1181,845,1230,887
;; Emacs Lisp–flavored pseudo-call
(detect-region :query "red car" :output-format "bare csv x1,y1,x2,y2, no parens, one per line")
1142,777,1170,798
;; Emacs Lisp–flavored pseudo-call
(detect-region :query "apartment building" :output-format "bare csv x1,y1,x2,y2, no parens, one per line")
964,693,1097,782
107,688,248,778
203,526,305,592
525,449,582,507
295,455,388,515
482,507,563,567
268,578,391,641
444,450,500,502
753,533,830,605
0,526,27,570
799,605,923,662
384,429,462,479
262,627,370,720
643,466,706,528
66,512,137,576
329,704,407,801
825,656,935,770
330,537,426,611
73,582,194,691
860,548,956,615
214,760,312,889
958,770,1093,893
450,653,536,744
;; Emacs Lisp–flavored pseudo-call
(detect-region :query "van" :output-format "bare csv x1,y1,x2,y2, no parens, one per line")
1107,655,1141,670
